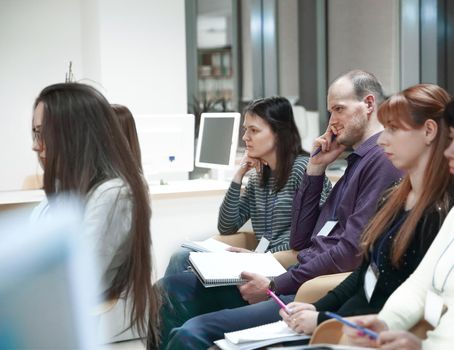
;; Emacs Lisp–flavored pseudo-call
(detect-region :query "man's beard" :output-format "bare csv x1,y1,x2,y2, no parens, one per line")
337,114,367,147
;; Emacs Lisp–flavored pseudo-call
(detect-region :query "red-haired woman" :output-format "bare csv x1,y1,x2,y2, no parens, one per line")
280,84,454,336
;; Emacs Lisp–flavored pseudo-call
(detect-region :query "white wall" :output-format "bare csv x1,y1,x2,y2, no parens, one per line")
241,0,253,101
278,0,299,100
327,0,400,95
198,0,231,17
151,192,225,278
97,0,187,114
0,0,187,190
0,0,83,191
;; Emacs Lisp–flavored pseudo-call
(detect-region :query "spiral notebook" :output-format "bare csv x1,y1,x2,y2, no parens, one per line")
269,345,376,350
189,252,286,287
214,320,309,350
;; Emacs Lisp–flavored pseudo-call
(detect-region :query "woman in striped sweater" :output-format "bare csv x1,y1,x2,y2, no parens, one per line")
218,96,331,252
165,96,331,276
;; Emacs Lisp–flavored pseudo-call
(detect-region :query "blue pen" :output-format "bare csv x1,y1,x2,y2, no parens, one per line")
325,312,378,340
310,134,337,157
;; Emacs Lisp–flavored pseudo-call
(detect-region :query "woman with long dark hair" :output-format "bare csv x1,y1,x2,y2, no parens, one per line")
279,84,453,335
31,83,159,346
111,104,143,171
219,96,332,250
164,96,331,275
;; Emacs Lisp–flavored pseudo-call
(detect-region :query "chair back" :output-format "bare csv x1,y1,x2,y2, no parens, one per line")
214,232,258,250
309,319,343,345
311,318,433,346
272,250,299,269
295,272,351,303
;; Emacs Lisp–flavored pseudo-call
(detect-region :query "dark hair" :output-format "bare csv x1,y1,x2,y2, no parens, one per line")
243,96,303,192
111,104,143,171
33,83,160,346
342,69,385,105
362,84,452,266
444,100,454,127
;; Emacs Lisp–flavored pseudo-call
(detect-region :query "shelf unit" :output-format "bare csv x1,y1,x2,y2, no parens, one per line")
197,46,234,109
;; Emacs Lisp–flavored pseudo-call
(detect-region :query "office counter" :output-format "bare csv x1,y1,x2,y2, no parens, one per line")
0,189,45,212
0,180,244,278
0,173,342,278
148,180,239,278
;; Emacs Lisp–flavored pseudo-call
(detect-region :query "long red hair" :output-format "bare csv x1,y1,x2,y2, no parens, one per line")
361,84,452,266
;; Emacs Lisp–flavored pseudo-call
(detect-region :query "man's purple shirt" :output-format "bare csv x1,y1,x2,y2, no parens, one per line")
273,133,403,295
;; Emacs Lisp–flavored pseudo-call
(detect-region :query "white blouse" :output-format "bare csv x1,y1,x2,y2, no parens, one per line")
378,207,454,350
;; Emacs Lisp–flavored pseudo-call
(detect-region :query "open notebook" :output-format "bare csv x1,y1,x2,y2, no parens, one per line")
214,320,309,350
181,237,231,253
265,345,376,350
189,252,286,287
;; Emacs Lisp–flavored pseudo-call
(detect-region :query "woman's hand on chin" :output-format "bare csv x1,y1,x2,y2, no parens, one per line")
233,152,263,183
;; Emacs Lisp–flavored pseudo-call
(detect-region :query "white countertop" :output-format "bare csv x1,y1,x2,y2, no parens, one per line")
0,170,345,206
0,179,232,206
0,189,45,205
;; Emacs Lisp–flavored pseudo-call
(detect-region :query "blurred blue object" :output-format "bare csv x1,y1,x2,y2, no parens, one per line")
0,198,99,349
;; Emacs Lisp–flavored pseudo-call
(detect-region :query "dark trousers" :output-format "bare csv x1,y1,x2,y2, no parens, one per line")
159,271,295,350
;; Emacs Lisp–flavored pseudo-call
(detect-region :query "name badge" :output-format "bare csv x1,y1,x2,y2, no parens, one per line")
255,237,270,253
424,290,445,327
317,220,338,237
364,264,378,302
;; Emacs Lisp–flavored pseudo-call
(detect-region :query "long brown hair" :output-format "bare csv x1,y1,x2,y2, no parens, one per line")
111,104,143,171
361,84,453,266
34,83,160,345
243,96,303,192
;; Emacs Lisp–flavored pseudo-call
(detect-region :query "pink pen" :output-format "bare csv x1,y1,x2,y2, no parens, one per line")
267,289,292,314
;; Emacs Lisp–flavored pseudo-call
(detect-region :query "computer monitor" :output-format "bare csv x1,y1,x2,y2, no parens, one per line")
0,203,98,349
134,114,195,177
195,112,241,169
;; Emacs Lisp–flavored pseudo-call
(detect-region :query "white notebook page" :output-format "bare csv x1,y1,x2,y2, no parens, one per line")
189,252,286,281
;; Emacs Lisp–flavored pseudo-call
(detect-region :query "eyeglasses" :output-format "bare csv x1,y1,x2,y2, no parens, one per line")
32,128,42,144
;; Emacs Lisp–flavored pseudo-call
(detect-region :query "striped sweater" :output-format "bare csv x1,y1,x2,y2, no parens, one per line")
218,155,332,252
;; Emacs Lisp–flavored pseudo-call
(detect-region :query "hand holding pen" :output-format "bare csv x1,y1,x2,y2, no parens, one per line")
267,288,319,333
277,300,319,334
310,123,341,158
311,134,337,157
267,289,292,314
325,312,379,340
341,314,387,348
307,126,346,175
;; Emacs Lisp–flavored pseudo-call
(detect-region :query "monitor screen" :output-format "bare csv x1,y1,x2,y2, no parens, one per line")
134,114,195,176
195,113,240,169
